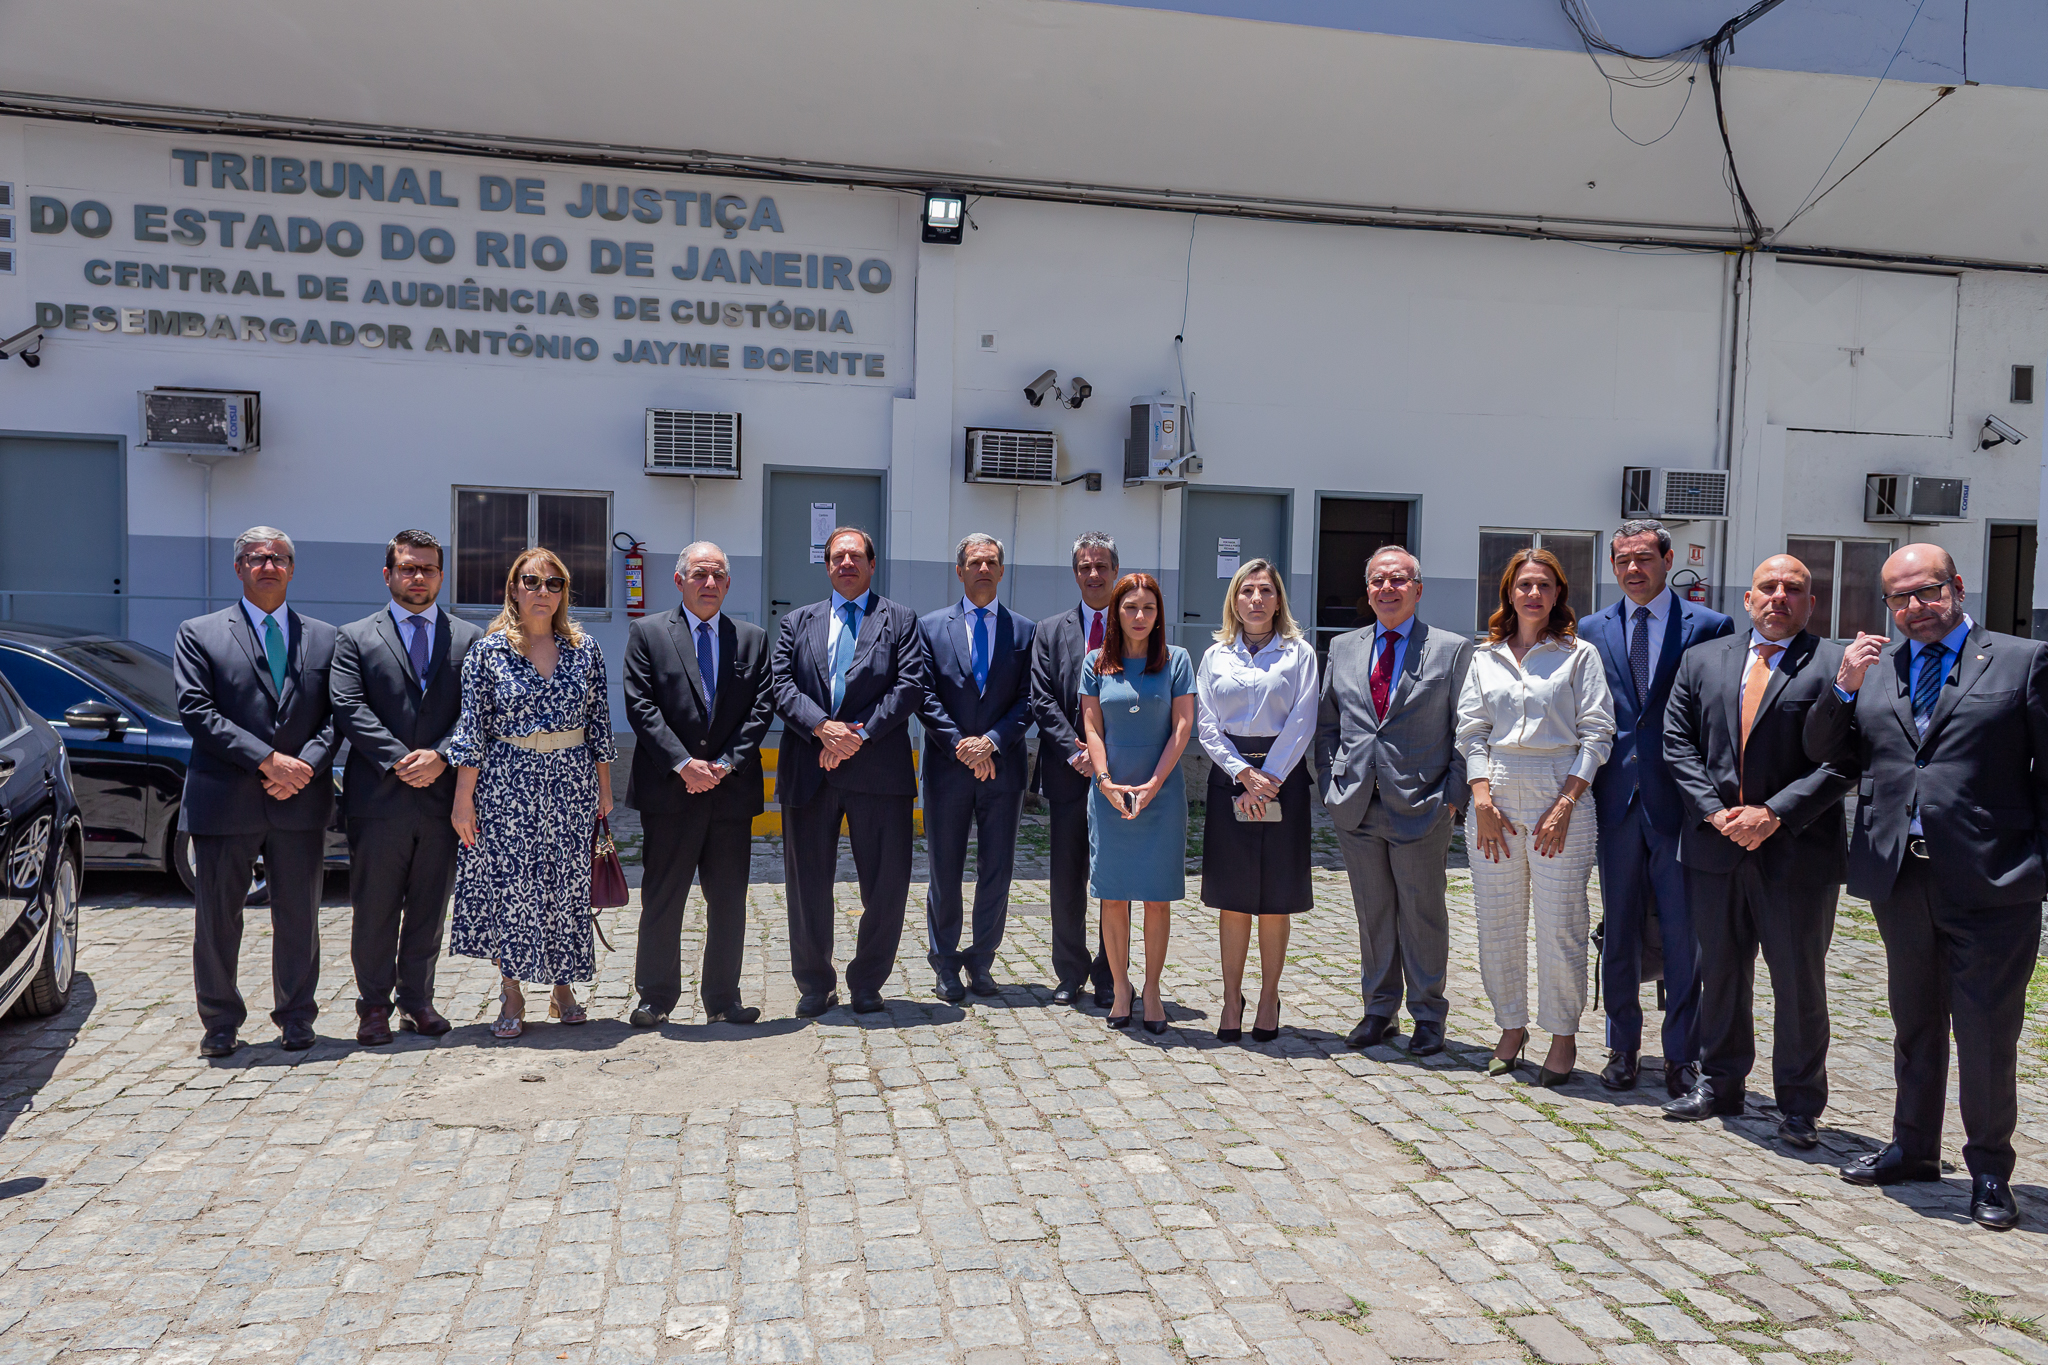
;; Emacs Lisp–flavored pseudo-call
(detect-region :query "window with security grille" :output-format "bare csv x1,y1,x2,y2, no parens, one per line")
1786,537,1892,641
454,486,612,612
1476,530,1598,632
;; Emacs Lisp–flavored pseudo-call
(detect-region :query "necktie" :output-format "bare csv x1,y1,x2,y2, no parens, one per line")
831,599,862,714
1087,610,1104,652
406,614,432,688
1370,629,1398,720
262,613,287,693
696,620,717,709
1630,605,1652,703
1912,642,1948,723
971,606,991,693
1739,642,1784,752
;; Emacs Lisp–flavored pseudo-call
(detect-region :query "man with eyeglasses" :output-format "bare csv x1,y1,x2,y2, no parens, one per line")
1315,546,1473,1053
1805,543,2048,1229
173,527,337,1057
329,530,482,1045
621,542,774,1027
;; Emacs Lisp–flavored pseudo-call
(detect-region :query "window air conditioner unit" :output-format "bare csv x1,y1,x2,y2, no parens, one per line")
964,427,1058,485
645,408,741,478
1124,394,1202,487
1865,473,1969,524
138,388,260,454
1620,467,1728,522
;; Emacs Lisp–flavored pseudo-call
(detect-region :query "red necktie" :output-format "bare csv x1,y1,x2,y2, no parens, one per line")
1087,610,1104,651
1371,630,1398,719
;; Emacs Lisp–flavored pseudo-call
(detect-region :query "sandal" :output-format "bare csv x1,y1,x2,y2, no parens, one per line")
492,980,525,1040
549,986,588,1025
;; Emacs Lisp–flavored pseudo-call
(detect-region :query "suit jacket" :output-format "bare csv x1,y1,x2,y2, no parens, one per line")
173,603,338,835
1314,619,1473,841
1029,604,1096,805
770,592,928,808
918,601,1037,795
622,608,773,821
1582,594,1734,835
331,607,483,822
1663,630,1852,886
1804,622,2048,907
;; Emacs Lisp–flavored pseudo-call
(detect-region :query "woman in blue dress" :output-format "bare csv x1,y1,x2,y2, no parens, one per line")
1079,572,1196,1034
448,547,617,1039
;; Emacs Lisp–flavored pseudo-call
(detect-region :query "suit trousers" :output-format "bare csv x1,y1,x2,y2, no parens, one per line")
192,827,326,1034
1334,799,1453,1026
1874,858,2041,1180
1597,801,1700,1062
1689,860,1835,1118
636,807,753,1016
1470,752,1597,1037
1047,794,1111,993
346,816,457,1017
924,777,1025,977
783,783,913,998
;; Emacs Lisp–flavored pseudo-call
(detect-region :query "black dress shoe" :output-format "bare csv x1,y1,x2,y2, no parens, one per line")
280,1021,316,1052
198,1030,239,1058
707,1004,761,1025
629,1002,669,1028
851,990,886,1014
1663,1081,1741,1121
968,972,999,997
1094,986,1116,1009
1840,1144,1943,1186
795,991,840,1018
1666,1060,1703,1098
1050,985,1079,1007
1599,1050,1640,1091
1972,1173,2021,1230
399,1005,452,1037
1347,1014,1394,1049
1778,1115,1820,1149
356,1008,393,1047
933,972,966,1003
1408,1021,1445,1056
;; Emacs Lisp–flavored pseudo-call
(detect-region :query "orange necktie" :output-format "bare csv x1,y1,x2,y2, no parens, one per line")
1739,642,1784,766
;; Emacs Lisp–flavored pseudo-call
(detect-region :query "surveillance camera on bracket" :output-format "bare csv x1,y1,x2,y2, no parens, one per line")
1981,414,2026,450
0,323,44,368
1023,368,1059,407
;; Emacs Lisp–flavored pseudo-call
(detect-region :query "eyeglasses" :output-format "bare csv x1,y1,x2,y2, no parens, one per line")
238,553,292,569
1881,581,1952,610
392,564,441,578
1367,574,1416,590
517,573,567,594
683,569,730,584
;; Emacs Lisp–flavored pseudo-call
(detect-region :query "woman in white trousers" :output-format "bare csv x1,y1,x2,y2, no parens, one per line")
1456,548,1614,1086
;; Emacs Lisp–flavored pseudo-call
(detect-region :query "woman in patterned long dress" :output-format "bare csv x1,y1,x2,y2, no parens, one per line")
448,547,617,1039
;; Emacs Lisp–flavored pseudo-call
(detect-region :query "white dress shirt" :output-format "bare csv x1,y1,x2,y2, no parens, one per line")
387,601,440,689
1196,634,1319,779
1080,603,1108,651
240,597,290,655
1456,635,1617,783
827,589,873,659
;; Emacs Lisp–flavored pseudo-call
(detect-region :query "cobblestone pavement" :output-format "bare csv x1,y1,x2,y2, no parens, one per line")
5,812,2048,1365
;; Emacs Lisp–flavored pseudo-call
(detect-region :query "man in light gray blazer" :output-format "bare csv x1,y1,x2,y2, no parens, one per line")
1315,547,1473,1053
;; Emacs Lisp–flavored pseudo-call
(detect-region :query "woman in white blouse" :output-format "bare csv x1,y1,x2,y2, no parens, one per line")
1196,560,1319,1044
1455,549,1615,1086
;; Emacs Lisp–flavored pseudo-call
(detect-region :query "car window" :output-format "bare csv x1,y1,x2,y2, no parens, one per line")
0,647,113,722
48,639,179,719
0,672,21,733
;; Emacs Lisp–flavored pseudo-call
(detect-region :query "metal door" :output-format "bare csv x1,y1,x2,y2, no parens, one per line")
1177,489,1289,653
0,437,125,635
762,469,885,638
1314,497,1412,658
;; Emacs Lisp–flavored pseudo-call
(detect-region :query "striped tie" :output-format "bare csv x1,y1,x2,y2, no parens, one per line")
1912,642,1947,723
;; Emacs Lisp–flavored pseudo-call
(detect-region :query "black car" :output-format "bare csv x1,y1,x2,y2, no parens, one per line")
0,665,82,1020
0,623,347,899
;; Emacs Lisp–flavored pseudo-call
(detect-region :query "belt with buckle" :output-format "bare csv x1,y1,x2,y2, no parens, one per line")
499,727,586,753
1907,836,1930,860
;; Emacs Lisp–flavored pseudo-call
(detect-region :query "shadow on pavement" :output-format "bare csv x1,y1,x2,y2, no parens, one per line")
0,970,99,1139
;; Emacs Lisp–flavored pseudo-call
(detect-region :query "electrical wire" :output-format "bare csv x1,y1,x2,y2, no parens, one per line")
1175,214,1198,401
1776,0,1932,233
1776,85,1954,238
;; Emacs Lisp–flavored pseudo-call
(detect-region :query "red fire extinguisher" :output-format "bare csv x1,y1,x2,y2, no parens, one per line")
615,532,647,618
1675,569,1710,604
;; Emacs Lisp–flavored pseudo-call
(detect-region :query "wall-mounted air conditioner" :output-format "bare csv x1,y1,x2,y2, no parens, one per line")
138,388,260,453
1865,473,1969,524
1124,394,1202,487
646,408,741,478
1621,467,1728,522
964,427,1058,485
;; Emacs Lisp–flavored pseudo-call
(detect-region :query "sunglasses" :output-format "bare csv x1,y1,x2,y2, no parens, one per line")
517,573,567,594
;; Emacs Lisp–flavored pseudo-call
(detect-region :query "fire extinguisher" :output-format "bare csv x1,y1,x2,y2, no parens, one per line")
1675,568,1709,604
614,532,647,618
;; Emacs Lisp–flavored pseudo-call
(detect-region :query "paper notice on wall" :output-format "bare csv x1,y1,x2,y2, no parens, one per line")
1216,537,1240,579
809,502,836,561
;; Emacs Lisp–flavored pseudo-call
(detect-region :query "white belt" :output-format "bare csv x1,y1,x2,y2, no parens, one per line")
498,728,585,753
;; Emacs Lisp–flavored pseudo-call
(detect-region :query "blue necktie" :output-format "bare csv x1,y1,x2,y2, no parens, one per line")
696,619,717,709
1912,642,1948,723
262,613,287,694
1629,605,1651,704
971,606,990,693
831,599,862,713
406,615,432,690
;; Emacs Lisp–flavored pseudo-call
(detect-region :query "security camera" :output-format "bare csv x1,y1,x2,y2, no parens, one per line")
1981,414,2026,450
1063,376,1092,410
1023,369,1059,408
0,324,44,367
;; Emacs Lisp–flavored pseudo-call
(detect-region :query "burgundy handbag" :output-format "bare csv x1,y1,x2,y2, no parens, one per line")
590,816,628,945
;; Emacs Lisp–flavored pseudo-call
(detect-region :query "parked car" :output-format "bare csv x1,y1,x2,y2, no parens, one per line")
0,664,82,1020
0,623,347,901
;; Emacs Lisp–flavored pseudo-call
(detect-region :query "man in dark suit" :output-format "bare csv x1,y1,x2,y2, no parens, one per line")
770,526,929,1016
173,527,337,1057
1581,519,1733,1095
622,541,773,1027
917,534,1036,1002
1661,555,1851,1146
1805,542,2048,1229
330,530,482,1046
1029,532,1119,1007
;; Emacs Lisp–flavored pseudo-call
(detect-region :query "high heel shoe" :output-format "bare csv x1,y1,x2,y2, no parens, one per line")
1142,993,1167,1035
1108,988,1133,1029
1251,1000,1281,1044
1487,1029,1528,1077
492,981,524,1040
548,988,588,1026
1217,994,1247,1043
1535,1045,1576,1088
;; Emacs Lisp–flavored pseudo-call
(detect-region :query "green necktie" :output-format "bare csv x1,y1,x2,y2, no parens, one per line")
262,613,287,693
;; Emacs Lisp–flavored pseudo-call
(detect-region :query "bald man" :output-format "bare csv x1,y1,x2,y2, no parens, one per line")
1805,544,2048,1229
1660,556,1851,1145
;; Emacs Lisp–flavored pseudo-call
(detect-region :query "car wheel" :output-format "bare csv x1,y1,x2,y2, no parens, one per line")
170,828,270,906
13,844,78,1018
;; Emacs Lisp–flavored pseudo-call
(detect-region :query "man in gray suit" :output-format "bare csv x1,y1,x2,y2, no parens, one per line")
1316,547,1473,1053
173,527,336,1057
